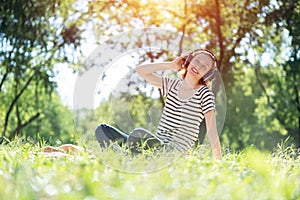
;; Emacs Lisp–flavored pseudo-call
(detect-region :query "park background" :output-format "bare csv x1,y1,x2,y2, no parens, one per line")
1,1,300,200
1,0,299,150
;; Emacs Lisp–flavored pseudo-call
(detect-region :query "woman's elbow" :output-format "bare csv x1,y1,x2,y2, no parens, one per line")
135,65,149,77
135,65,142,75
136,65,148,77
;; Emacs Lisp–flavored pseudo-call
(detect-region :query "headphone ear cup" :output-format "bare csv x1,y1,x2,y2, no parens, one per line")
183,54,193,68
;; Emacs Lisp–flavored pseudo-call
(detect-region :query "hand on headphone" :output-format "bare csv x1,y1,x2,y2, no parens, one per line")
171,56,186,70
171,52,192,70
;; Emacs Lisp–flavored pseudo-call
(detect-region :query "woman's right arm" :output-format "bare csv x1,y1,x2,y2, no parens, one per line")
135,57,184,89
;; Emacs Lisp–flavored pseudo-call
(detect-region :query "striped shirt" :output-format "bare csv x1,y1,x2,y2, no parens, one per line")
156,77,215,152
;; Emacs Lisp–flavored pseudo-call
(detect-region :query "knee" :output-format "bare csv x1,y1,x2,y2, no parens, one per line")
95,124,110,146
131,127,147,132
130,128,153,140
130,128,148,136
95,124,107,136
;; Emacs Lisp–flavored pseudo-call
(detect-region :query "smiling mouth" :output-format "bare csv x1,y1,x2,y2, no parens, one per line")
191,67,199,74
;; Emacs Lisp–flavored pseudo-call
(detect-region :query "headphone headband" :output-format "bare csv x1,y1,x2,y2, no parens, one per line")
191,49,217,65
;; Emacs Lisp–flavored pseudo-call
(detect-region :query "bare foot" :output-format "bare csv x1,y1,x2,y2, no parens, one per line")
57,144,84,153
40,146,65,153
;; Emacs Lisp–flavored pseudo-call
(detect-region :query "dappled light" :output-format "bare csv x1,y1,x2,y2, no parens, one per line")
1,0,300,198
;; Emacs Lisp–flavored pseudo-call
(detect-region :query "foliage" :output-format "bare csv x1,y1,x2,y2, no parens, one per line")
0,0,81,142
80,0,300,149
1,0,300,150
257,0,300,147
0,141,299,199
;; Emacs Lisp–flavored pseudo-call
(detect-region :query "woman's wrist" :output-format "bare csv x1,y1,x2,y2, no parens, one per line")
212,140,222,160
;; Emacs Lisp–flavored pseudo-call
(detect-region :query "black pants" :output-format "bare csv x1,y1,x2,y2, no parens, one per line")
95,124,165,154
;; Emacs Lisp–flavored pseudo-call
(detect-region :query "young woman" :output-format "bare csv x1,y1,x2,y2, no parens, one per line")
95,49,222,159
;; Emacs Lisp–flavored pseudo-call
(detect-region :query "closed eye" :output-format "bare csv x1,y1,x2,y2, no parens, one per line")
192,59,208,69
193,62,207,69
199,63,208,69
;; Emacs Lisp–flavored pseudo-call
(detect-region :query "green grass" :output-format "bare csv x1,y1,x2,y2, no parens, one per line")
0,139,299,200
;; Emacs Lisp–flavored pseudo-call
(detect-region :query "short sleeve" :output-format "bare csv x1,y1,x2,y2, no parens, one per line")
201,88,216,114
161,77,178,97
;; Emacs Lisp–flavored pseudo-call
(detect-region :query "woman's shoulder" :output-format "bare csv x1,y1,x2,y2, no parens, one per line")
195,85,214,97
163,77,182,88
197,85,210,92
163,76,181,83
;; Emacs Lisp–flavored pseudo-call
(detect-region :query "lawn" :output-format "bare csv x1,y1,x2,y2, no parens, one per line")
0,139,299,200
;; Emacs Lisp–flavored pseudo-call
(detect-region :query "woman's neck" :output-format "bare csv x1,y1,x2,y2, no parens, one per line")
182,78,201,90
178,79,202,100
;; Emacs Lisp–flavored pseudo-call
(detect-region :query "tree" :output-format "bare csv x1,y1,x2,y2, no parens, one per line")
0,0,82,142
84,0,296,149
253,0,300,147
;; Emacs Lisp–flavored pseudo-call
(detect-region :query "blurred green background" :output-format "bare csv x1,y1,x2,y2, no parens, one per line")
0,0,299,151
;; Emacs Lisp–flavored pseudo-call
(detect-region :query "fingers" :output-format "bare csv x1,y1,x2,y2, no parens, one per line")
178,51,192,67
172,51,192,70
173,57,185,70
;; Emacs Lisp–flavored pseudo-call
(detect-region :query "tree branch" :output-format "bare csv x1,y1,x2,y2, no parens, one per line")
255,66,291,131
214,0,224,70
254,67,275,111
225,0,251,73
2,73,35,137
0,51,14,92
10,112,40,140
0,70,9,93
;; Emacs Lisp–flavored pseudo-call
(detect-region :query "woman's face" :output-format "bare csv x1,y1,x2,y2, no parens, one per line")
187,53,214,80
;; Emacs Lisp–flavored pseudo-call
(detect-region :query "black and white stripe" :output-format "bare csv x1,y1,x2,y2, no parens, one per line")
156,77,215,152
